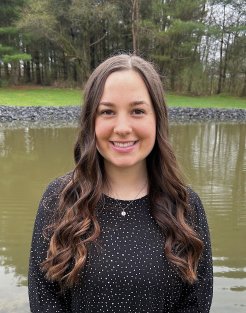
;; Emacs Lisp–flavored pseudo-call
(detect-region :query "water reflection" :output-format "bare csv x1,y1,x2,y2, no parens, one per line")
0,127,75,283
170,123,246,270
0,122,245,312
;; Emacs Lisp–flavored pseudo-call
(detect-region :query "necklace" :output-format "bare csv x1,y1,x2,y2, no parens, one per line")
109,182,148,217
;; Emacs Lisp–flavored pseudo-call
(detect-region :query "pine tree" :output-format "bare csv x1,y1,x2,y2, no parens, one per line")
0,0,31,85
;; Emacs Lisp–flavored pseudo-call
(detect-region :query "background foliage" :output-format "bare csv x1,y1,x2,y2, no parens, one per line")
0,0,245,96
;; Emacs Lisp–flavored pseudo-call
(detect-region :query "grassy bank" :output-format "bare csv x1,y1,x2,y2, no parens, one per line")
0,87,245,109
0,87,82,106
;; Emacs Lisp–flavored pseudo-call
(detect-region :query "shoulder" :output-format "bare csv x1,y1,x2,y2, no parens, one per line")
42,172,72,201
187,187,203,210
186,187,209,230
37,172,72,220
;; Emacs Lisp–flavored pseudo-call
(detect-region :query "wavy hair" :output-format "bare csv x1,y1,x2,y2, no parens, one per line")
41,54,203,287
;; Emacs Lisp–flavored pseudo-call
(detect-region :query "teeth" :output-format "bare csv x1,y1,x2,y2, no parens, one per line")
113,141,135,147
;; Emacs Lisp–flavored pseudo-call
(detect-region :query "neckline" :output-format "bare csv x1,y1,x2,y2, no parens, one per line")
103,193,149,202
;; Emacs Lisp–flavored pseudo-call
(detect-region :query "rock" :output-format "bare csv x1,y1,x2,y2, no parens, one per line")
0,106,245,127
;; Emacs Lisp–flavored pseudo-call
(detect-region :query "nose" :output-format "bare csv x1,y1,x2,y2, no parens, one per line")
113,114,132,136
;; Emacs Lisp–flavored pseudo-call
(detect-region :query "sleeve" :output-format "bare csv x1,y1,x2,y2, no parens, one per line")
28,177,72,313
175,190,213,313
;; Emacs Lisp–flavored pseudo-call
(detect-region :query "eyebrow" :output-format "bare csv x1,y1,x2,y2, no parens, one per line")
99,101,150,107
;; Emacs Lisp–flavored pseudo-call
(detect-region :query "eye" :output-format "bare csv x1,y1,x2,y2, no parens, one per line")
98,109,114,116
132,109,145,115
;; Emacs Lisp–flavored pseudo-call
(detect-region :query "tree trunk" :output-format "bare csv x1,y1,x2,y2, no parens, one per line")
217,4,226,94
33,50,41,84
24,61,32,83
90,34,96,70
222,34,231,89
51,50,57,81
131,0,139,55
31,61,35,83
240,72,246,97
10,61,19,85
4,63,9,79
62,52,68,81
170,67,175,91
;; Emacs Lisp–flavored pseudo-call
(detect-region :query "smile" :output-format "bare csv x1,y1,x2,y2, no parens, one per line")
112,141,137,148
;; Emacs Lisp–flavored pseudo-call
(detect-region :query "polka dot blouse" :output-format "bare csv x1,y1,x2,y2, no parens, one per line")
28,176,213,312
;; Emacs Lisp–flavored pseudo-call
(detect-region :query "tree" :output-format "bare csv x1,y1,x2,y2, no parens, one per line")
0,0,31,85
18,0,119,84
0,0,244,95
131,0,140,54
205,0,246,94
139,0,206,92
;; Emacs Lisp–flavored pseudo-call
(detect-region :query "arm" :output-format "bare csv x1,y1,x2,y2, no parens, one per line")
175,190,213,313
28,178,71,313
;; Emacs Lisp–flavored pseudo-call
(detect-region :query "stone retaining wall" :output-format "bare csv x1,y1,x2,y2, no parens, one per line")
0,106,245,126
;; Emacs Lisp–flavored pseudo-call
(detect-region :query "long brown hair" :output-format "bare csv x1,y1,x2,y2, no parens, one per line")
41,54,203,287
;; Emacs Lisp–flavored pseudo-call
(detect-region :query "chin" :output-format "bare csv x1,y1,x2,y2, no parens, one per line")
108,159,145,169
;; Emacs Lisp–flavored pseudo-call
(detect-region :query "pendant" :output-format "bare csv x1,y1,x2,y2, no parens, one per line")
121,211,126,216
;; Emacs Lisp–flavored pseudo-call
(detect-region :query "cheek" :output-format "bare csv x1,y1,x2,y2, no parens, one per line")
138,121,156,142
95,121,111,142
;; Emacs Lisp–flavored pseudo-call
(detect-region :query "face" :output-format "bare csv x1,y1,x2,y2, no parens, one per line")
95,70,156,172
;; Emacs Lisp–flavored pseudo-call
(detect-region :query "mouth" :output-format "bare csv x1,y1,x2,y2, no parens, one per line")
111,141,137,148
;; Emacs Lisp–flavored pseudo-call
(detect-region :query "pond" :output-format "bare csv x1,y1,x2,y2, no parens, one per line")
0,122,245,313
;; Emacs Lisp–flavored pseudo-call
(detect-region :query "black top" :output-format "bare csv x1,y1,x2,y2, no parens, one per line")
28,176,213,313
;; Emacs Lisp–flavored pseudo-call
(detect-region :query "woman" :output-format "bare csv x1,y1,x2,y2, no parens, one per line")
28,54,213,312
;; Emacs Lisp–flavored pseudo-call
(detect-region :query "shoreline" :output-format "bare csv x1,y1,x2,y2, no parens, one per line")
0,106,245,128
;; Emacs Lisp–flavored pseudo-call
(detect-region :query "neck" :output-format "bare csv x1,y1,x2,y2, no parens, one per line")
103,163,149,200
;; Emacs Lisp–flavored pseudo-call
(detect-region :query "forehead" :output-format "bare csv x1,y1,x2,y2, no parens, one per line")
102,70,149,96
106,69,143,81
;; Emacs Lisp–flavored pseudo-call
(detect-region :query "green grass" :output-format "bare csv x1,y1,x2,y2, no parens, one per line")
0,87,82,106
0,87,245,109
167,94,246,109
